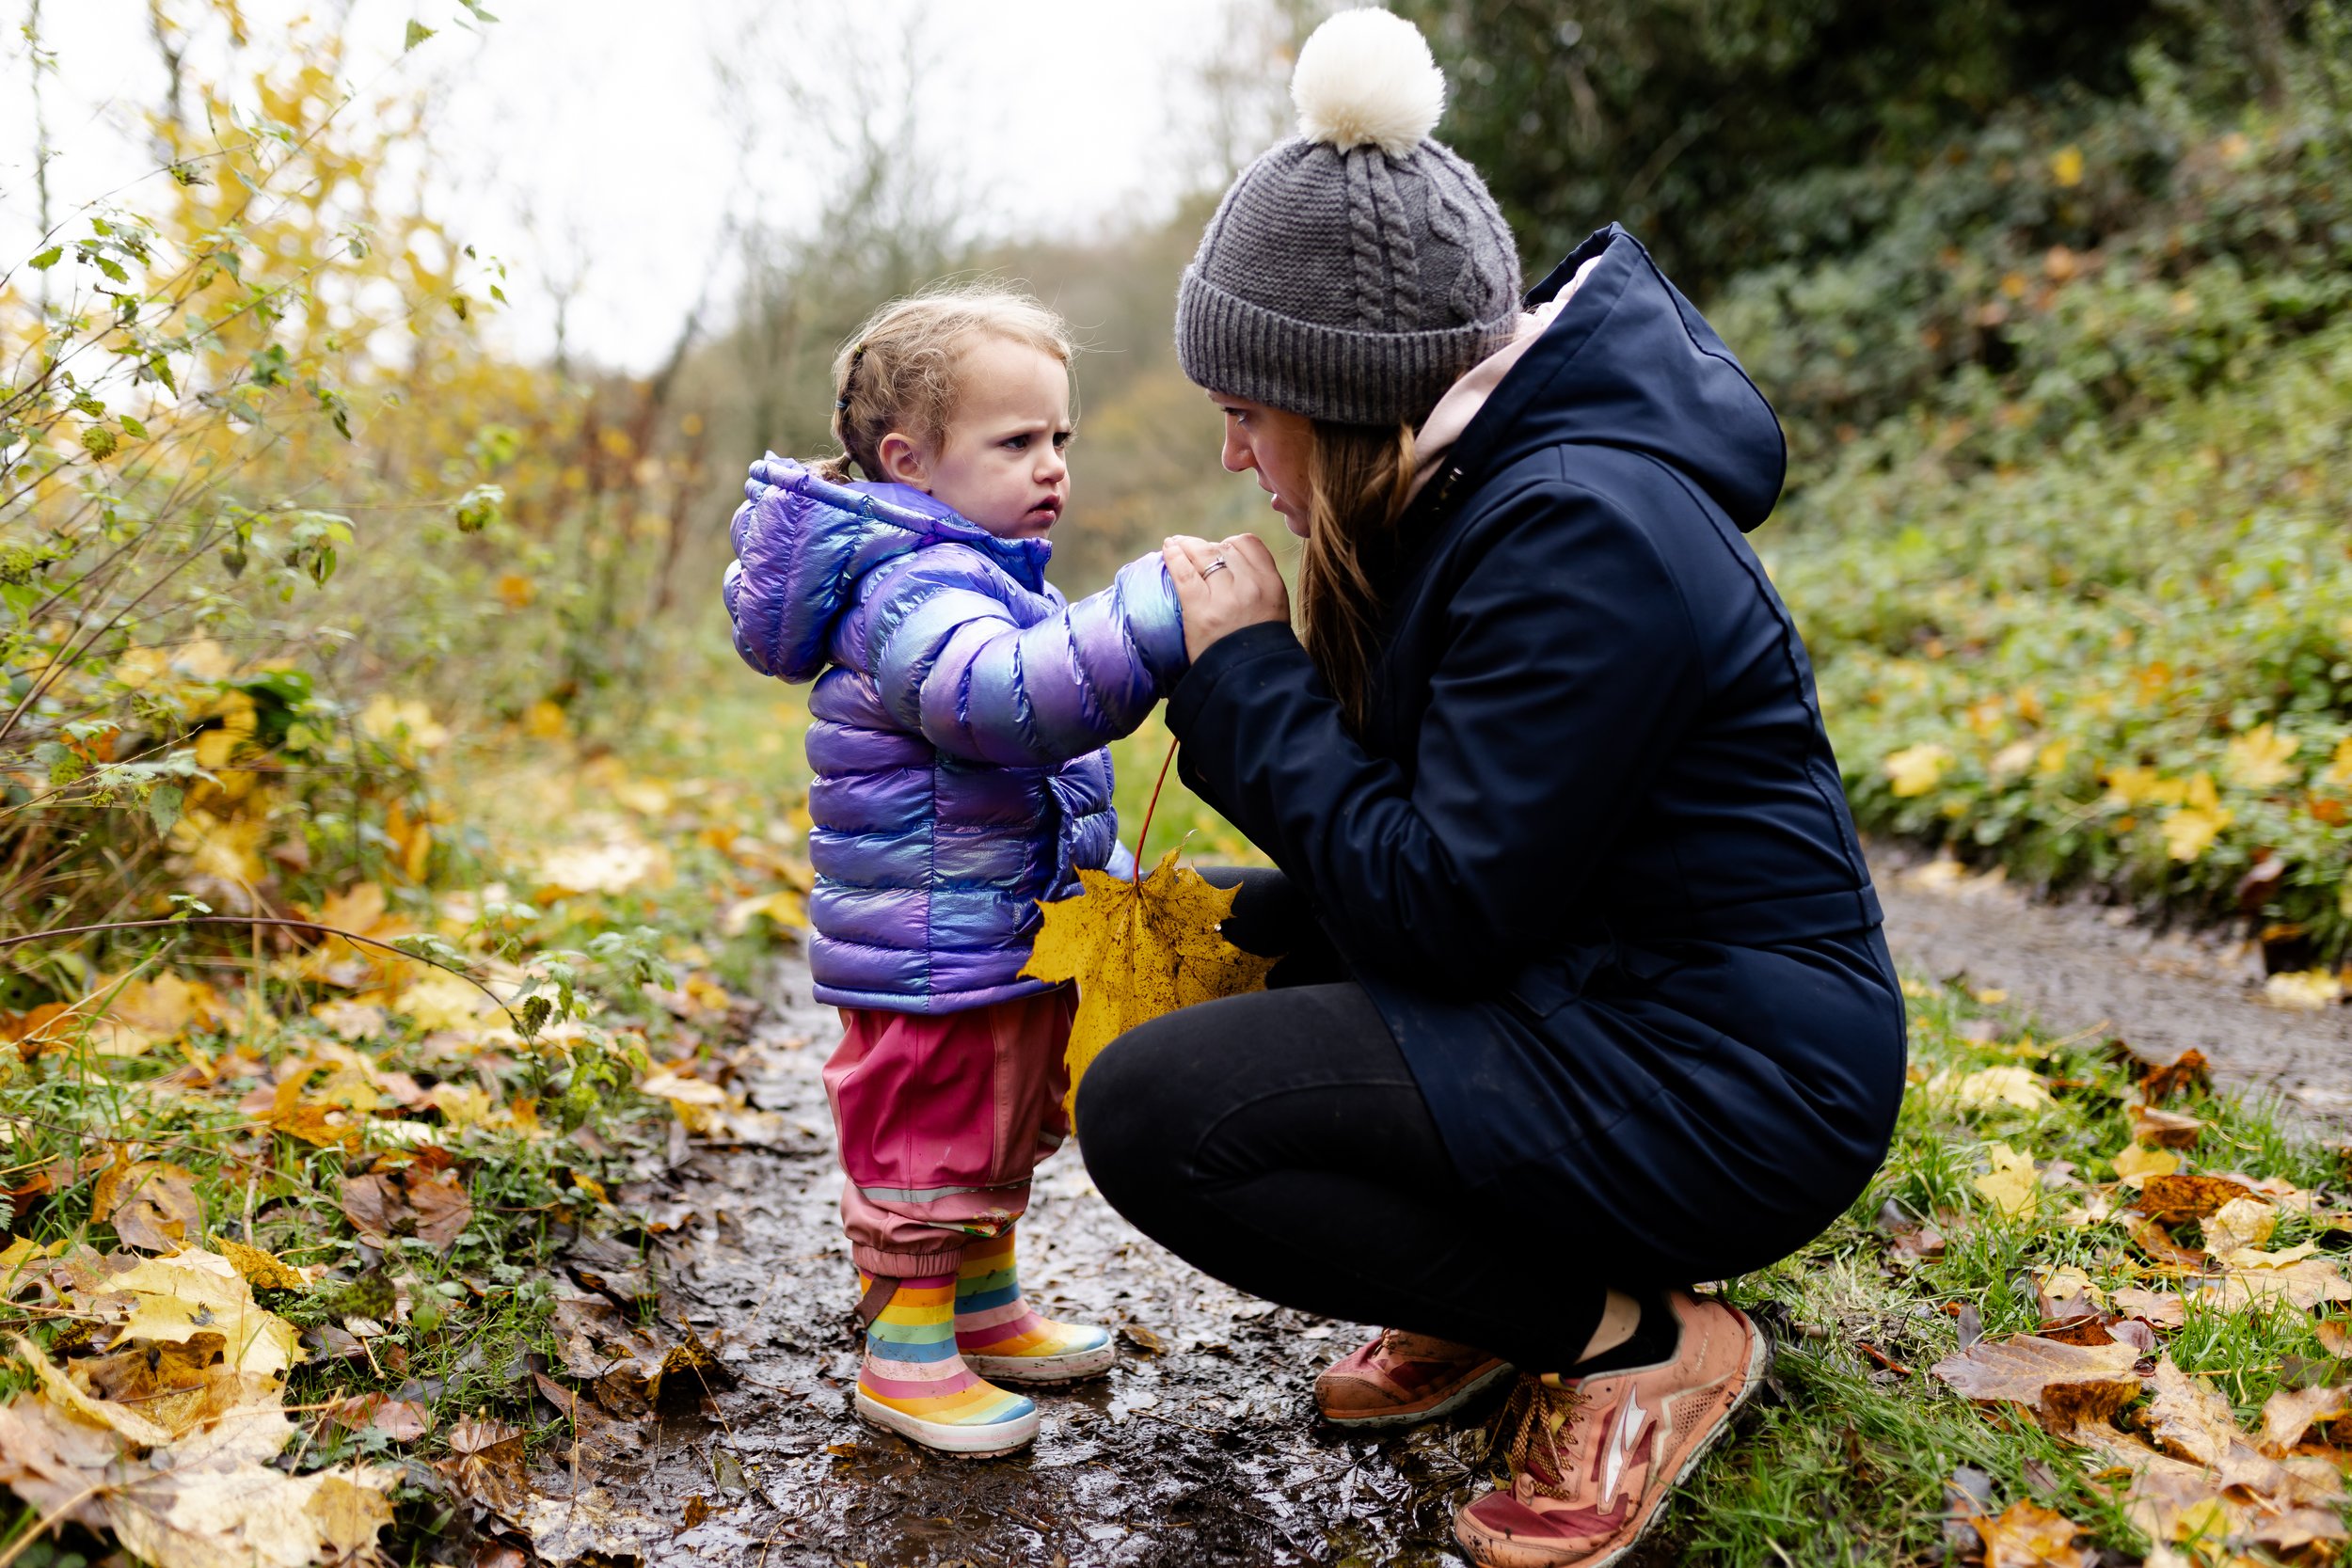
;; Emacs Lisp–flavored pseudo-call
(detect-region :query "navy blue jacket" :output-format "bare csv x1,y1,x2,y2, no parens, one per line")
1167,227,1906,1277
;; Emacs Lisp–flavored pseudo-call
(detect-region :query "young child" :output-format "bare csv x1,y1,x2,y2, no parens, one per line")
722,287,1187,1457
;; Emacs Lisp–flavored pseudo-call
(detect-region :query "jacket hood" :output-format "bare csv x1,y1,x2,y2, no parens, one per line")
1437,224,1787,532
723,456,1053,682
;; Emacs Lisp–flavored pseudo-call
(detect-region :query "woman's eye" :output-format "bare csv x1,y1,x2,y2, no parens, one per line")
1002,435,1030,451
1053,432,1073,451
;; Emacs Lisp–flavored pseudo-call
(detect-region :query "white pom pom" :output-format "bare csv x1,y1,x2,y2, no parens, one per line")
1291,8,1445,157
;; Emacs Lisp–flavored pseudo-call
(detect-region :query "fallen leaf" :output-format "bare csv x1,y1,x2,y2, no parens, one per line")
519,1486,658,1565
2313,1316,2352,1358
2219,1241,2320,1269
2130,1104,2206,1148
1119,1323,1168,1355
2111,1288,2187,1328
2036,1265,2106,1321
109,1250,303,1379
339,1173,405,1242
2259,1384,2352,1455
1957,1066,2055,1113
2142,1358,2240,1465
1020,851,1279,1112
103,1164,205,1253
2203,1195,2277,1256
1973,1143,2040,1218
213,1238,306,1291
2137,1173,2256,1224
1930,1333,2142,1436
406,1172,473,1247
2214,1256,2352,1312
2128,1215,2208,1268
1970,1497,2093,1568
2111,1142,2180,1180
442,1415,531,1517
2138,1049,2212,1102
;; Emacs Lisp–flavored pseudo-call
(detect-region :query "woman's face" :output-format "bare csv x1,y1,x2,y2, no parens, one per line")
1204,390,1315,537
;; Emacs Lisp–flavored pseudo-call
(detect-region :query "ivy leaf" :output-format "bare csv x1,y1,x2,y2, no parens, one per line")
1020,852,1277,1115
403,20,436,50
28,246,62,271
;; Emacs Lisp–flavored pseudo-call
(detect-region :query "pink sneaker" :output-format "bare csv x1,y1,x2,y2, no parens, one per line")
1454,1292,1766,1568
1314,1329,1513,1428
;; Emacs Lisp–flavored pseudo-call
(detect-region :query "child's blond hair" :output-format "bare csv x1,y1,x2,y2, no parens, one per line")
816,284,1075,483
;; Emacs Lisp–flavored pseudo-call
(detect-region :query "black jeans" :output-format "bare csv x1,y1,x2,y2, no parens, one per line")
1074,870,1607,1370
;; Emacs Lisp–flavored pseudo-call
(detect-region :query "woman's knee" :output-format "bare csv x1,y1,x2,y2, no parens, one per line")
1073,1011,1202,1209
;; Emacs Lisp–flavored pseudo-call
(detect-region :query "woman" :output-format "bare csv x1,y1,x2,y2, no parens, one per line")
1073,13,1905,1568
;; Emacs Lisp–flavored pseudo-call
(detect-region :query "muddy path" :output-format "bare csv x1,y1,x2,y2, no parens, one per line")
564,857,2352,1567
1868,846,2352,1124
585,948,1512,1568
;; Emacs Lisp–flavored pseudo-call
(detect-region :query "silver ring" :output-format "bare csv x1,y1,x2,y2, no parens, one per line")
1201,556,1231,578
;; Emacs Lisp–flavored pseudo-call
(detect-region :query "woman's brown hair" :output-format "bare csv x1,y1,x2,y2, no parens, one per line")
1296,420,1418,735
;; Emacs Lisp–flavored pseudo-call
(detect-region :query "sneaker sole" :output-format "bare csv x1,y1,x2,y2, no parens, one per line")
853,1390,1041,1457
961,1341,1118,1383
1579,1306,1771,1568
1320,1358,1517,1430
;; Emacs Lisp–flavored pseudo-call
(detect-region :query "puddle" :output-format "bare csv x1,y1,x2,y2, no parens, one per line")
595,951,1531,1567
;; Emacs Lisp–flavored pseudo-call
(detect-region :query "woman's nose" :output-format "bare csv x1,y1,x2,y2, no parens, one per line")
1221,427,1251,474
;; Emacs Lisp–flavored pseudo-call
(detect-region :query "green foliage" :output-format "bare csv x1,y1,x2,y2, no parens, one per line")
1398,0,2179,294
1744,8,2352,956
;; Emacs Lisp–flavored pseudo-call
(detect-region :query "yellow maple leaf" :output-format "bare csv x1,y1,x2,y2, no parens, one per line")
1021,852,1278,1114
2223,723,2297,791
1973,1141,2040,1218
2112,1142,2181,1180
2323,736,2352,792
1883,743,1951,798
1955,1065,2053,1112
2160,803,2233,862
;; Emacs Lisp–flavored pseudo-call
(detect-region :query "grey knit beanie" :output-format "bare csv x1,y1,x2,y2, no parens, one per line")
1175,8,1522,428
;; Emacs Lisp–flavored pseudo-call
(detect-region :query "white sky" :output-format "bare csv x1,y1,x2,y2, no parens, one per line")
0,0,1254,370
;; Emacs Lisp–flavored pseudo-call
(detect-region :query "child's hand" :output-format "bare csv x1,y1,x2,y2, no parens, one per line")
1164,534,1289,663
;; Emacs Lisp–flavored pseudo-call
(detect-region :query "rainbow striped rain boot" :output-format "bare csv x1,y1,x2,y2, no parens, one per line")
854,1272,1040,1457
954,1229,1117,1383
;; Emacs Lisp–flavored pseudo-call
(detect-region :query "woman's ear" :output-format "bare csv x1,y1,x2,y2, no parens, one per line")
875,431,930,490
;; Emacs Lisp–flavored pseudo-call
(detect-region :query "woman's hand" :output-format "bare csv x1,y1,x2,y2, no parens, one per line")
1164,533,1289,663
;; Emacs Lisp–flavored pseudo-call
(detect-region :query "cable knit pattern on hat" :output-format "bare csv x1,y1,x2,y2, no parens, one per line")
1173,11,1519,427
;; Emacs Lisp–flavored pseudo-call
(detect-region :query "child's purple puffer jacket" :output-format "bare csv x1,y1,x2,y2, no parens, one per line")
723,456,1188,1012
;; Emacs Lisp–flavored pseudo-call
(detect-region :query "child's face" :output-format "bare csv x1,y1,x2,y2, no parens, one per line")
881,337,1073,539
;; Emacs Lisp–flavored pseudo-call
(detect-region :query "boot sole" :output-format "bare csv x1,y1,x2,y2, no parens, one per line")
853,1390,1040,1457
962,1340,1118,1383
1457,1306,1772,1568
1320,1358,1517,1430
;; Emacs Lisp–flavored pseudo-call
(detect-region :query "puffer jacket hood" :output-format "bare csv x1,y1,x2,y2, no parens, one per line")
1428,223,1787,533
723,457,1051,683
722,456,1187,1012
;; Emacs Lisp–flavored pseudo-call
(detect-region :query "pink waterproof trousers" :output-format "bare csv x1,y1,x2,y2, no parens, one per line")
822,988,1077,1277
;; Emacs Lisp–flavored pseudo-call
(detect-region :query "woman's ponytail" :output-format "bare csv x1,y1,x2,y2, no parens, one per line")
1297,421,1416,735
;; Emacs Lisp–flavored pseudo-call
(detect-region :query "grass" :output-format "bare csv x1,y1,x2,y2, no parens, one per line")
1676,975,2352,1565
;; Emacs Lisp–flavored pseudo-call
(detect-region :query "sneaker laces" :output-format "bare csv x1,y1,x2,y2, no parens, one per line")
1487,1375,1589,1502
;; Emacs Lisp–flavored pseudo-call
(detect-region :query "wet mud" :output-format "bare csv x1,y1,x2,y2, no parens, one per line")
573,851,2349,1566
591,949,1518,1568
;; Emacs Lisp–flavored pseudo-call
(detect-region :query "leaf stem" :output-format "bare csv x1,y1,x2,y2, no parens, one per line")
1134,736,1179,891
